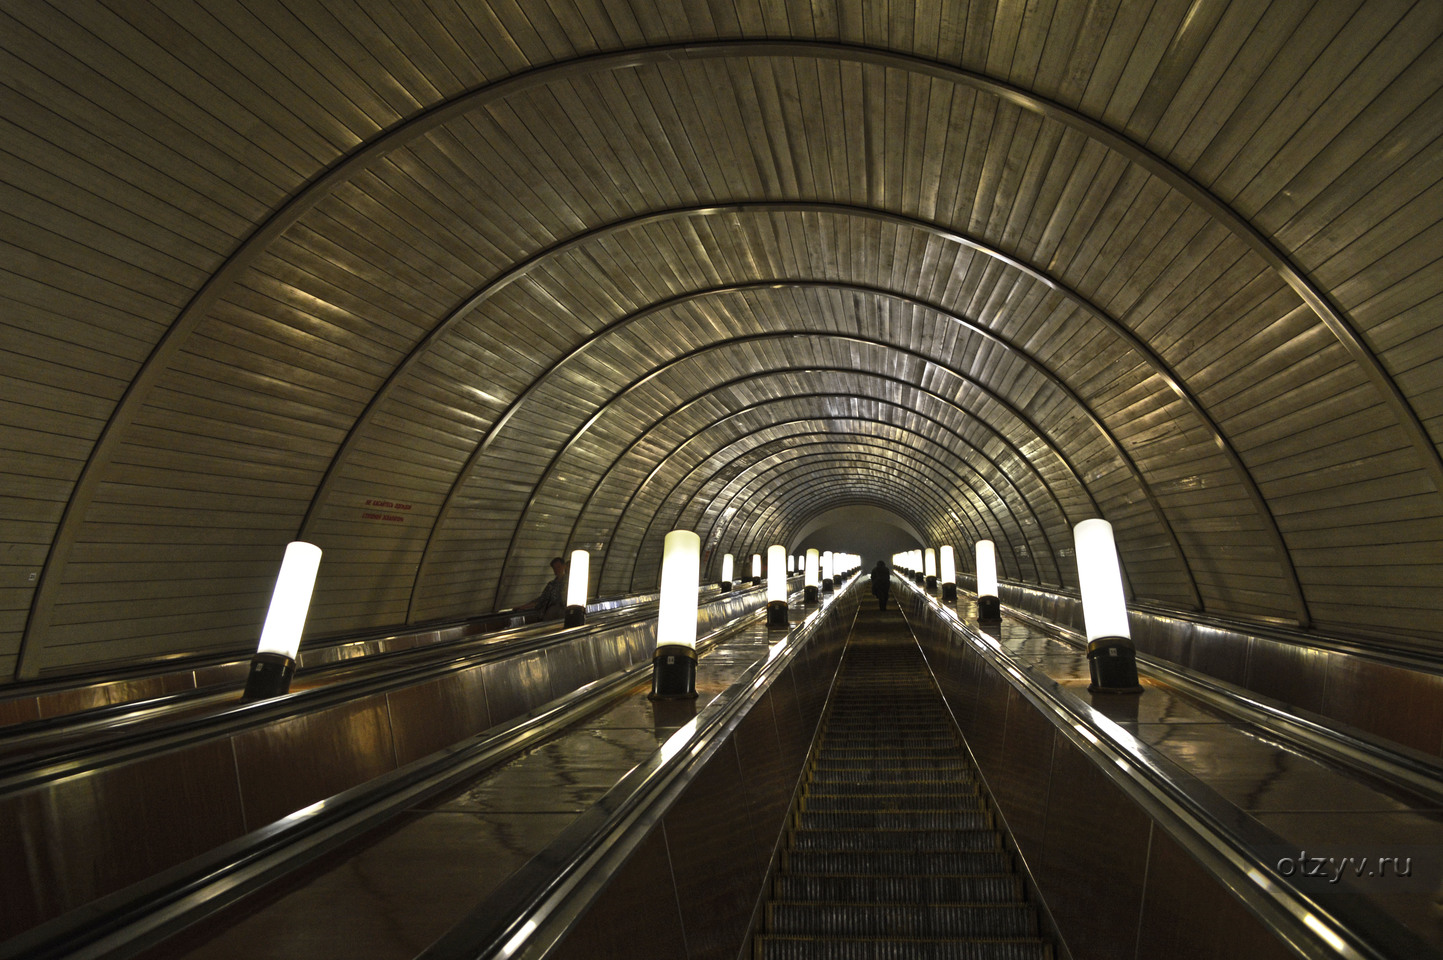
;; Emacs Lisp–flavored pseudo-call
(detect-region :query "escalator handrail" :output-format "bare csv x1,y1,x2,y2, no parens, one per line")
974,573,1443,673
418,577,859,960
0,582,774,792
903,580,1430,960
0,589,804,960
1000,602,1443,808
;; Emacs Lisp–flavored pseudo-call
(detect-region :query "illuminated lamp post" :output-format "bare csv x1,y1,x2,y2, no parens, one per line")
720,553,734,592
243,541,322,701
924,548,938,591
751,552,762,586
766,545,789,629
787,554,796,574
820,551,834,595
650,530,701,700
564,549,589,627
804,548,820,605
1074,519,1142,694
976,540,1001,625
939,545,957,602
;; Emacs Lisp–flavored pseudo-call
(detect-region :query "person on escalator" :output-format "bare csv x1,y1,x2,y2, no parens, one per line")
515,557,568,621
870,560,891,610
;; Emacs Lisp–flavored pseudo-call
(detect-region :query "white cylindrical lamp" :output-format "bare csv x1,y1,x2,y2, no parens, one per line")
1073,519,1141,693
766,544,789,628
804,548,820,605
720,553,734,592
751,552,762,585
924,547,938,591
564,549,589,627
821,551,835,594
651,530,701,700
976,540,1001,623
939,545,957,602
244,541,322,701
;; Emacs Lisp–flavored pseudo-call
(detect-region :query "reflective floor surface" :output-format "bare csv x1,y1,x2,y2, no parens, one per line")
960,597,1443,955
142,606,799,960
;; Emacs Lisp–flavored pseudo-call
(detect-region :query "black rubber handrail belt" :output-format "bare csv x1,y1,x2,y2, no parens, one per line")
0,581,777,790
902,581,1433,960
418,578,860,960
0,588,818,960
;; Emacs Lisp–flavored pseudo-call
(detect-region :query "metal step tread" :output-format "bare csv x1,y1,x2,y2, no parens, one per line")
753,935,1051,960
766,901,1040,937
787,832,1003,853
773,874,1025,902
781,851,1015,875
796,811,993,830
758,623,1053,958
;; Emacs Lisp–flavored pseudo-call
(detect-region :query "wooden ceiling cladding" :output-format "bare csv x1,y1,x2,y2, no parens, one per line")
2,1,1440,679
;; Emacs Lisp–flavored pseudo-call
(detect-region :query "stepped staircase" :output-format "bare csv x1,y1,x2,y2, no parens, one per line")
754,606,1053,959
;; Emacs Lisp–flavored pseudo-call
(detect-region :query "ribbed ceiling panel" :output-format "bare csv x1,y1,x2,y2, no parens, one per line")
3,1,1440,678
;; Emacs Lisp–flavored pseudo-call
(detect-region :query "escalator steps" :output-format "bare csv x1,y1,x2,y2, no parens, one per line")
797,811,992,831
771,873,1022,902
800,790,979,812
753,937,1052,960
756,629,1051,960
782,850,1013,876
788,829,1000,853
766,901,1039,938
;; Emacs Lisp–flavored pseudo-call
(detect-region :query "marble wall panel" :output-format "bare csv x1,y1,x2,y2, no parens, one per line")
0,738,246,938
1243,638,1330,714
386,666,491,766
548,824,688,960
994,686,1056,855
1321,657,1443,756
232,694,397,830
664,741,769,960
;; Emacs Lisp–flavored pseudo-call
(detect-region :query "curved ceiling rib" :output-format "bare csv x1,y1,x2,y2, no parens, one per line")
703,469,967,587
738,475,965,567
729,471,956,559
611,431,996,583
23,38,1422,671
569,394,1071,585
586,371,1092,594
296,203,1304,620
465,327,1199,614
784,499,930,557
701,461,957,567
618,434,990,594
692,436,998,556
697,439,1014,575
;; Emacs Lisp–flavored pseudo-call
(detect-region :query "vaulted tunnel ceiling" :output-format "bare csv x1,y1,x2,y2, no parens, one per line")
3,1,1441,680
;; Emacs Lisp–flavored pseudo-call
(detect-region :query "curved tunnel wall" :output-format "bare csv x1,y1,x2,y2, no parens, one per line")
3,5,1441,680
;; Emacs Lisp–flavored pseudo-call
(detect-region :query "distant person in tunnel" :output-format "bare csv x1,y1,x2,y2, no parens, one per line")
870,560,890,610
516,556,567,621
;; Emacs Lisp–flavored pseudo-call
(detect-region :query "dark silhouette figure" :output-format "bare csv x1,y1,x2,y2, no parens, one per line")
870,560,891,610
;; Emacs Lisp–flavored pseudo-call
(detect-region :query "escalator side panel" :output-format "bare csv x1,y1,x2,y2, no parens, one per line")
230,693,399,832
2,590,772,942
0,737,246,939
386,666,493,766
903,593,1300,960
547,594,857,960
